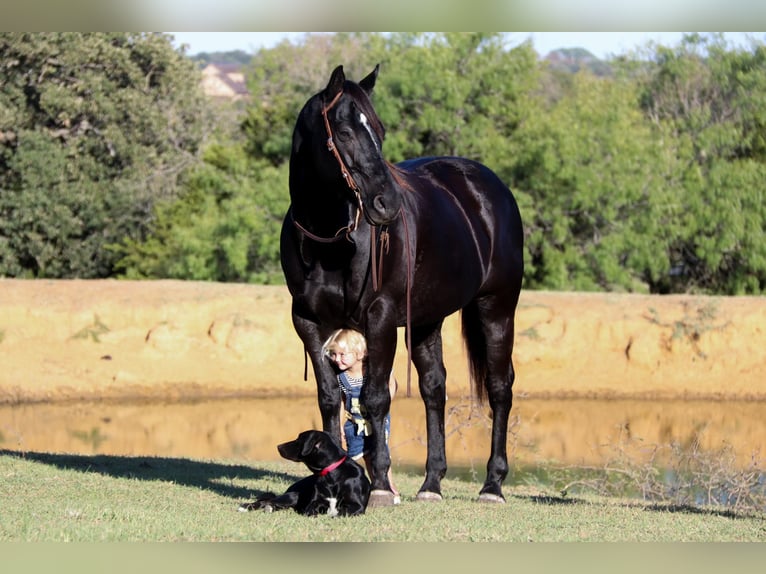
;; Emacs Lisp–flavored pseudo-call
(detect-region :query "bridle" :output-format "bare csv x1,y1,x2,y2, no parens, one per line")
291,88,390,258
322,91,361,195
293,88,414,396
289,90,363,244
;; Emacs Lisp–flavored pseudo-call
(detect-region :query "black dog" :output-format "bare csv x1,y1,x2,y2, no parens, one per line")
239,430,371,516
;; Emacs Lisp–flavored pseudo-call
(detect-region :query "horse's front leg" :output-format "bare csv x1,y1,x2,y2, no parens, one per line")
293,314,343,445
411,322,448,501
362,383,395,507
314,355,343,445
363,298,398,504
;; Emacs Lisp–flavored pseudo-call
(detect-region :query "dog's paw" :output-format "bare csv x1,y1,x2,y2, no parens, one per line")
238,501,274,513
326,497,339,517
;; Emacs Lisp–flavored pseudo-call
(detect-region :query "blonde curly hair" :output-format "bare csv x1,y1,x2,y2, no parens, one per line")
322,328,367,359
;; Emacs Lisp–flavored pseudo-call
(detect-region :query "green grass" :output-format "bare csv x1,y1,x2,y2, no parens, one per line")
1,450,764,542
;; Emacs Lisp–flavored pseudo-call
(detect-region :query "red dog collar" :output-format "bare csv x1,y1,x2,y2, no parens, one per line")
319,456,347,476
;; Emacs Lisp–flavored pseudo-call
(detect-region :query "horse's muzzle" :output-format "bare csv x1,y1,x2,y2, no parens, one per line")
365,192,401,225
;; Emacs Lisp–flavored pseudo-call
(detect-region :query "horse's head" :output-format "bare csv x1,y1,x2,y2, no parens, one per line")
291,65,402,227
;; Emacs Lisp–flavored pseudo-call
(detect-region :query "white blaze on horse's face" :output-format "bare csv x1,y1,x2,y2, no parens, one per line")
359,112,379,151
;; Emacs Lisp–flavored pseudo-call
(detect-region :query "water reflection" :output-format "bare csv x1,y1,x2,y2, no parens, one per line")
2,396,763,478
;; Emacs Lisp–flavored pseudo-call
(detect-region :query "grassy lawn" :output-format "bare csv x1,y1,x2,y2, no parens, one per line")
1,449,764,543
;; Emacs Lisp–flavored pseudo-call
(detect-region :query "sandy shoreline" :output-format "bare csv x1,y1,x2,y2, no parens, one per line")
1,279,765,404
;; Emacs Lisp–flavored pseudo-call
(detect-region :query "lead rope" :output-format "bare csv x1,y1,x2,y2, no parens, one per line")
370,209,412,397
370,225,390,292
402,210,413,397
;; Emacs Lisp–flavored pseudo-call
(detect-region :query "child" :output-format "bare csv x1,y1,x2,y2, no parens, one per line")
322,327,400,504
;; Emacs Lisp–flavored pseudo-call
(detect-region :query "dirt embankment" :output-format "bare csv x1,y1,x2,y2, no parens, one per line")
1,279,765,404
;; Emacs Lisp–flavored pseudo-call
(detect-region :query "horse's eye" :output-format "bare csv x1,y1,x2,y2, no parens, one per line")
336,128,353,142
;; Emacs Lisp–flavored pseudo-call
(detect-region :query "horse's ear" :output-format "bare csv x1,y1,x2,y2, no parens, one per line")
359,64,380,95
291,123,303,155
325,65,345,100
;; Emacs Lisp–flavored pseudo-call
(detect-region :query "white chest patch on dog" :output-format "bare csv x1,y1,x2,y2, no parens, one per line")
359,112,379,151
326,497,339,517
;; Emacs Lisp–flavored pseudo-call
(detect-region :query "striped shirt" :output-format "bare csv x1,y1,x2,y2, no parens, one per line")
338,373,365,416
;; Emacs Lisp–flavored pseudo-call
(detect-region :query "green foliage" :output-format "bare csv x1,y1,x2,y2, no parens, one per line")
3,32,765,294
370,33,539,168
632,34,766,293
512,72,671,292
114,143,289,284
0,32,212,278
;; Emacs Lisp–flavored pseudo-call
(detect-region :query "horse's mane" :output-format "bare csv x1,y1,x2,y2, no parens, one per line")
386,161,414,193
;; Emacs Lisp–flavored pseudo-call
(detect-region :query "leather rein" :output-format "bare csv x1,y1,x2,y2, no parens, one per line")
291,89,413,396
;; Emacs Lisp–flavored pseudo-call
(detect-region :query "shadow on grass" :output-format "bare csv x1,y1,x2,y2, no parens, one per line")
510,490,757,520
637,501,755,520
517,493,583,505
0,448,300,501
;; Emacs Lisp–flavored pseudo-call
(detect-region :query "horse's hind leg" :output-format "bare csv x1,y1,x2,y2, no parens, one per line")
410,322,448,501
464,295,517,503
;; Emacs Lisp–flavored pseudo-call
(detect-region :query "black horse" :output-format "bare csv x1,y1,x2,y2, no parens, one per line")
280,64,524,504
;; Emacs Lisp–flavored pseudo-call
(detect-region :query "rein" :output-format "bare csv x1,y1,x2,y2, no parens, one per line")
369,214,413,396
289,197,362,244
287,90,362,244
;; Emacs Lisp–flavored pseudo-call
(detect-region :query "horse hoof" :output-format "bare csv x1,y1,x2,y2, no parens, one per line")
477,493,506,504
415,491,443,502
368,489,396,508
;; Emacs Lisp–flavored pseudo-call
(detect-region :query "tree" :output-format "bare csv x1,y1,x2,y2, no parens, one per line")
0,32,212,278
369,32,539,173
511,70,671,292
633,34,766,293
114,143,289,284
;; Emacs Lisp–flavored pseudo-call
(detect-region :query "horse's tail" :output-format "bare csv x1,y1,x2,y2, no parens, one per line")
460,303,488,403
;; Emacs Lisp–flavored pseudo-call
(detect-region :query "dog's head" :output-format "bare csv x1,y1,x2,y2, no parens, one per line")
277,430,347,474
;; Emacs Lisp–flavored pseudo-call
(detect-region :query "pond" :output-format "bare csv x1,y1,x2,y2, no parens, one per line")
2,395,763,484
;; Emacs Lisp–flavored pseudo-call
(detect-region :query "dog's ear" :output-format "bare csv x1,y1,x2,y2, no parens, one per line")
300,431,324,457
